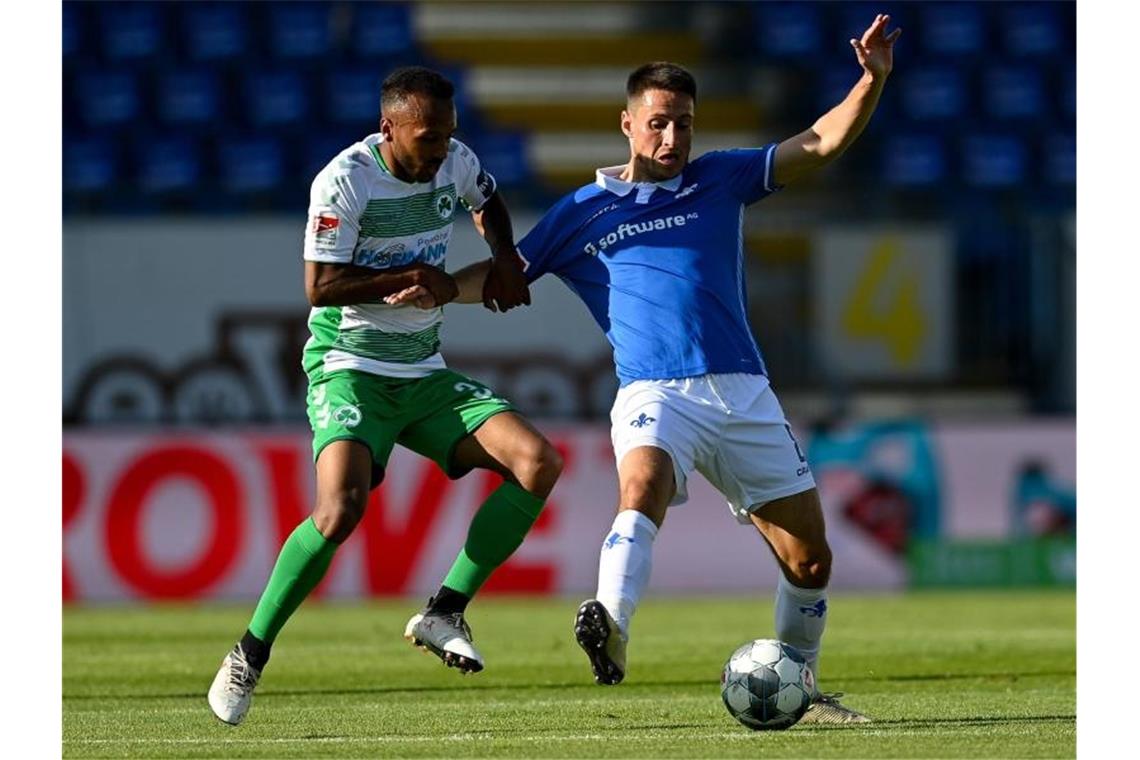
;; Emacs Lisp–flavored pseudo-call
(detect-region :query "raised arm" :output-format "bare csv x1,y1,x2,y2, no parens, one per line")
772,14,901,187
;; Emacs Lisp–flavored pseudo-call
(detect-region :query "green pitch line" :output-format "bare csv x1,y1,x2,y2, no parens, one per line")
63,592,1075,759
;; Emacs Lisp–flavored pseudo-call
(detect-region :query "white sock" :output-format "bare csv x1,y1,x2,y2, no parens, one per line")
594,510,658,641
774,573,828,687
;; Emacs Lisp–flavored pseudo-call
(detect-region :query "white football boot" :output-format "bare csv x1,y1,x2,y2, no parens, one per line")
574,599,627,685
404,610,484,673
800,692,872,724
207,646,262,725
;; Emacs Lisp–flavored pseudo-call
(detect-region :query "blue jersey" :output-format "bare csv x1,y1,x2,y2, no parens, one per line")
517,144,782,385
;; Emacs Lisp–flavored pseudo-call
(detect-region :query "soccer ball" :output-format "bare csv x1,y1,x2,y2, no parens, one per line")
720,639,815,730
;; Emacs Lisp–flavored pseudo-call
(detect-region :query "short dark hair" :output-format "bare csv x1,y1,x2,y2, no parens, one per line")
381,66,455,115
626,62,697,104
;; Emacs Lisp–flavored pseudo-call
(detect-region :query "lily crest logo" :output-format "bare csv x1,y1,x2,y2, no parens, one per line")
630,412,656,428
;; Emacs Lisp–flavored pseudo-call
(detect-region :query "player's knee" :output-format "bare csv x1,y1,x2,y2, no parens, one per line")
788,545,832,588
514,439,563,499
312,490,369,543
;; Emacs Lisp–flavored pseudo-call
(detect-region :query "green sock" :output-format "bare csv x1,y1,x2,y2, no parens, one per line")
442,482,546,597
247,517,338,644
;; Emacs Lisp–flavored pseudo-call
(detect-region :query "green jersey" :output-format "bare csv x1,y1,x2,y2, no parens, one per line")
301,133,497,381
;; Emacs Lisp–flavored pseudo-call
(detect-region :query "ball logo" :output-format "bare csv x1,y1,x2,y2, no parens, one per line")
332,404,363,428
435,193,455,220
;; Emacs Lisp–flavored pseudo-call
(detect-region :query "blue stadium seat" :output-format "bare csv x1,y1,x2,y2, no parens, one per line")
919,2,986,56
63,2,83,59
156,70,223,128
183,2,250,62
137,136,203,194
882,135,947,187
66,137,119,193
752,2,823,57
899,65,966,123
244,71,310,128
466,132,531,187
99,1,165,61
962,135,1027,188
1001,3,1064,57
74,70,141,128
268,2,335,60
302,133,358,184
328,69,383,125
1043,133,1075,186
1060,67,1075,120
218,137,286,193
351,2,416,59
984,66,1045,121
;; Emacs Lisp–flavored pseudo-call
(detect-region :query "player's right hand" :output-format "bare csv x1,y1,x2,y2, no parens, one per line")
384,285,436,308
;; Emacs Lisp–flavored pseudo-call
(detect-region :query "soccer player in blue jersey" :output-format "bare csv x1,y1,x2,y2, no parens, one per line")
388,15,901,723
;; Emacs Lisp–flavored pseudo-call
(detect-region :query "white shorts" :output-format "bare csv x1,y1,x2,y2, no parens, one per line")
610,373,816,524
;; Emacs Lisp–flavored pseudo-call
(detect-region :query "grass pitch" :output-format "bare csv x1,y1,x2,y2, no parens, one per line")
63,591,1074,758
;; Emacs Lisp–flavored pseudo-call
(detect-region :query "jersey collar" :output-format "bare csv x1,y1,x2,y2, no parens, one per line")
595,165,683,196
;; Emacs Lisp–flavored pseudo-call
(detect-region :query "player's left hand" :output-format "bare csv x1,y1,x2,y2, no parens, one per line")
851,14,902,79
384,285,437,308
482,252,531,312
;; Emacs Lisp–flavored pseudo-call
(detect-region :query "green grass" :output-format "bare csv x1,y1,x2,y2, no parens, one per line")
63,591,1075,758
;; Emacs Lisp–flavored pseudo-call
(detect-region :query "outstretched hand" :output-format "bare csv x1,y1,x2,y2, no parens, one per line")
384,284,436,308
851,14,902,79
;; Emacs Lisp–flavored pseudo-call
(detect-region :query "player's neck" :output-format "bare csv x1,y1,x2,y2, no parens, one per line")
620,157,677,185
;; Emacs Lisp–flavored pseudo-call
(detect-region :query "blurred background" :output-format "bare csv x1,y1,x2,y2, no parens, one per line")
62,0,1075,603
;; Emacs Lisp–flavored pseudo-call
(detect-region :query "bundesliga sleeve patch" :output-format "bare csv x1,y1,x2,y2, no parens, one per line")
310,213,339,248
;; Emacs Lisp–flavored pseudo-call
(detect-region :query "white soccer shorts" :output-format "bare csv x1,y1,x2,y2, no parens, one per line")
609,373,816,524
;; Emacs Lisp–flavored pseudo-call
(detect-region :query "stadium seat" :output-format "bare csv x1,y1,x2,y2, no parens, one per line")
751,2,823,58
1060,67,1075,120
74,70,141,128
99,1,165,61
327,69,384,125
465,132,532,187
302,133,359,184
136,136,203,194
898,65,966,123
63,1,83,59
882,135,947,187
983,66,1045,121
918,2,986,56
244,71,310,128
350,2,416,59
1043,133,1076,186
961,135,1027,188
268,1,336,60
1001,2,1065,57
182,2,250,62
65,136,119,193
218,136,286,194
155,69,223,128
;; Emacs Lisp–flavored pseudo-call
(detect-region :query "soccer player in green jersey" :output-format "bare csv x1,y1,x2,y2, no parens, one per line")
208,67,561,726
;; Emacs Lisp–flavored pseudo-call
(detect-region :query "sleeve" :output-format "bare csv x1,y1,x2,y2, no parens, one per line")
706,143,783,206
302,164,368,264
515,195,577,284
451,139,498,213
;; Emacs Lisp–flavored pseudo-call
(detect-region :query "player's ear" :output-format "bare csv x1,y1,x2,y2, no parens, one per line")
620,110,633,139
379,116,394,140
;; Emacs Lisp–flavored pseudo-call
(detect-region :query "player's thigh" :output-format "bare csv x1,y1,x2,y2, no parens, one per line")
610,379,714,512
308,370,400,490
396,370,514,480
452,410,561,491
616,445,676,526
703,381,816,525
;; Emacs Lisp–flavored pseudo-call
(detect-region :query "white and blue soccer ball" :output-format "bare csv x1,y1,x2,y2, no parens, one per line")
720,639,815,730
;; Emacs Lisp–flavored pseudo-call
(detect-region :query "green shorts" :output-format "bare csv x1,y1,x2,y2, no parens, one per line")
307,368,514,488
